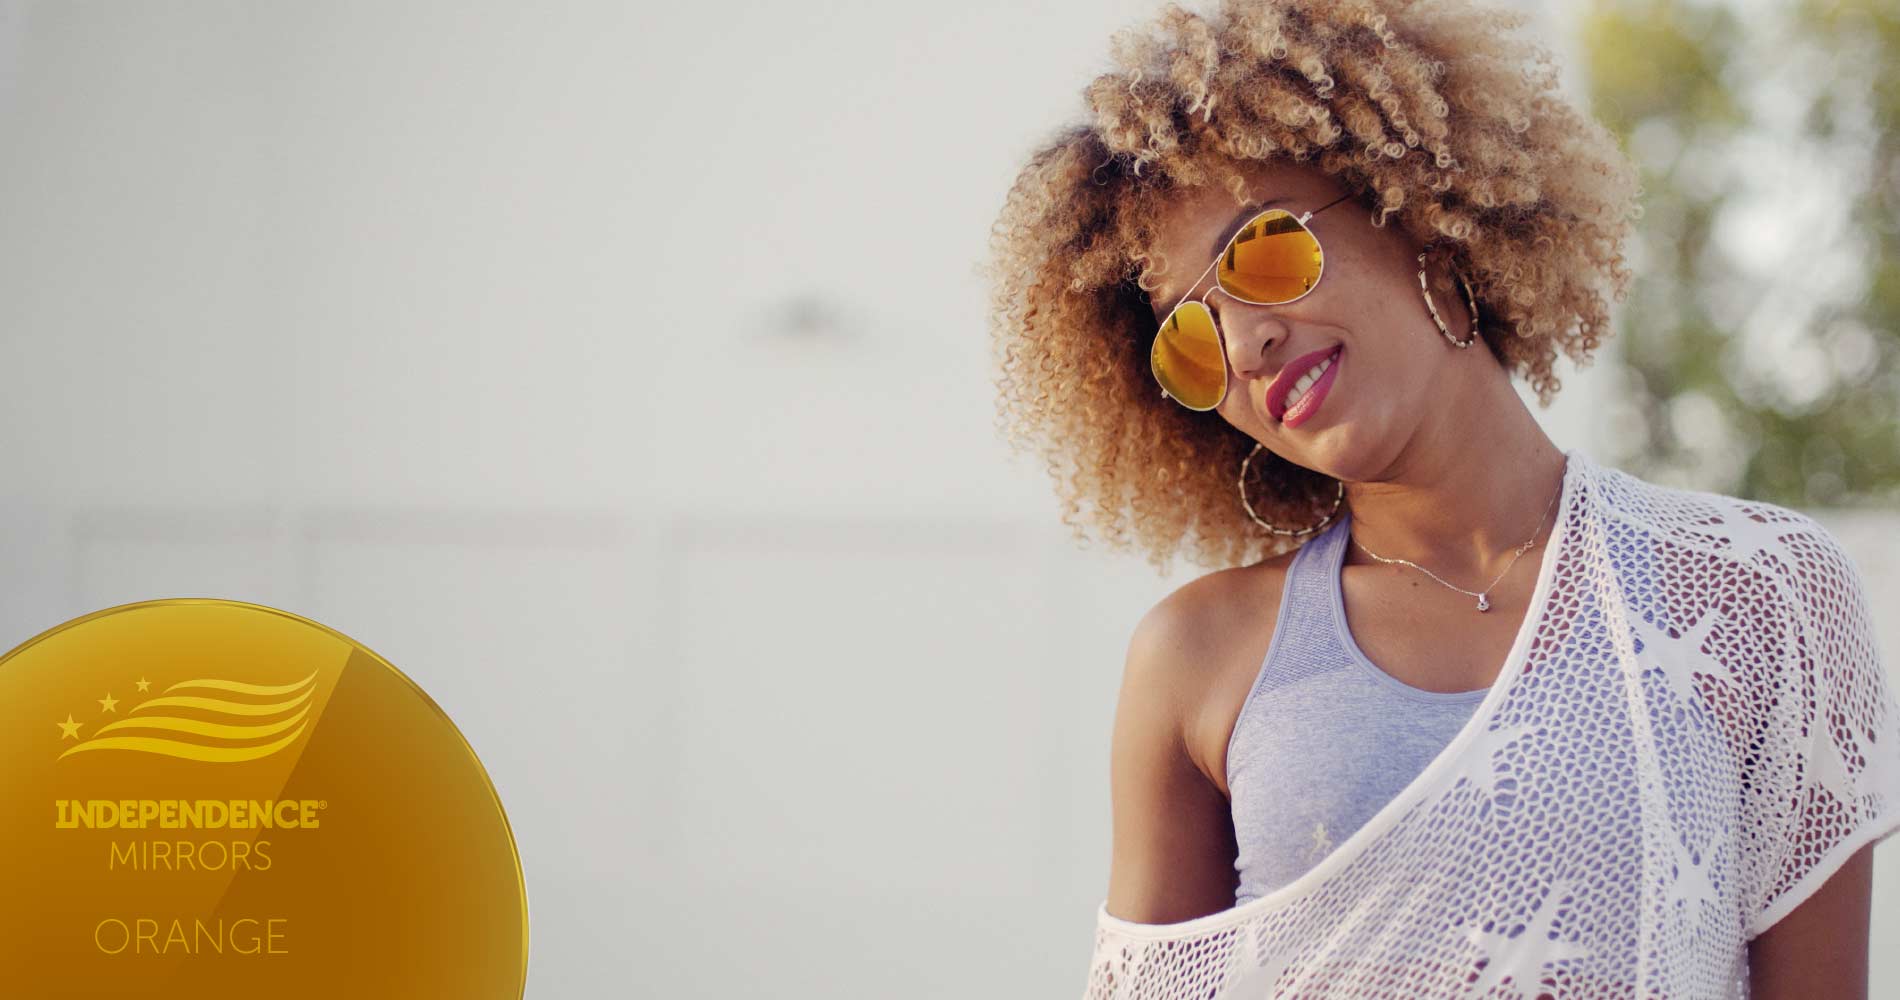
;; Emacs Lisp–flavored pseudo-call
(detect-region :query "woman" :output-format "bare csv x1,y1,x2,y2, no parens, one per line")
982,1,1897,997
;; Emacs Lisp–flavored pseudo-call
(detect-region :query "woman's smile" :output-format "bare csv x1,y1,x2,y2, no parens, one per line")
1281,348,1340,429
1267,344,1343,429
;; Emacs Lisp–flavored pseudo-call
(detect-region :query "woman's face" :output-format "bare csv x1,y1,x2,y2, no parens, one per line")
1143,161,1488,479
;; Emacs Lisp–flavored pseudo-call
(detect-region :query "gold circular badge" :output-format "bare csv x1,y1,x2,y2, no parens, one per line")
0,599,529,997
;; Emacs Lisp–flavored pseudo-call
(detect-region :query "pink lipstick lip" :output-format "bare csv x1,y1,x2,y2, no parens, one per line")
1267,345,1343,422
1280,348,1340,429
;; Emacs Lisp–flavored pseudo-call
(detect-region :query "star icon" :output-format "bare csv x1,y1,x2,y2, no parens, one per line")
98,692,118,713
1222,919,1298,997
1630,608,1733,712
1307,821,1334,862
56,714,82,740
1717,509,1791,567
135,677,152,692
1447,721,1542,801
1458,877,1593,999
1663,833,1721,914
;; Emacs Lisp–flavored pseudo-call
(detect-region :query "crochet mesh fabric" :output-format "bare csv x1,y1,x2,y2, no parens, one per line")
1084,449,1900,999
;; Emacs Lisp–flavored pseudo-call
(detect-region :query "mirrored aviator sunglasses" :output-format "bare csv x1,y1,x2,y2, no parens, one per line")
1150,192,1355,411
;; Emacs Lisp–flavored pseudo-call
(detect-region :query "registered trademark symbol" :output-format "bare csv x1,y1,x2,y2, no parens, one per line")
319,800,329,809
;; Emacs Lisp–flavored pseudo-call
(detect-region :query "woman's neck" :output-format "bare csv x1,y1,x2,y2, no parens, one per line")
1340,382,1569,583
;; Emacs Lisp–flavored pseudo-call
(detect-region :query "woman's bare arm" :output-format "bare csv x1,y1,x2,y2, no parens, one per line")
1104,592,1242,924
1748,842,1875,1000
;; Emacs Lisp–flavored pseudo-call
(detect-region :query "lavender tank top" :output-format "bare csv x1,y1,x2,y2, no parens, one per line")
1225,511,1489,906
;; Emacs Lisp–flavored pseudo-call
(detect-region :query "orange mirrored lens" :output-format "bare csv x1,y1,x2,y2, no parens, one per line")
1218,209,1322,303
1151,300,1226,409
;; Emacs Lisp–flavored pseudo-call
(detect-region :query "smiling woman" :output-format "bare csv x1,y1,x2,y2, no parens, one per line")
980,0,1899,998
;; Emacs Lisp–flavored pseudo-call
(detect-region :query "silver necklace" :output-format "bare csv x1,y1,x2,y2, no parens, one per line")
1347,470,1564,613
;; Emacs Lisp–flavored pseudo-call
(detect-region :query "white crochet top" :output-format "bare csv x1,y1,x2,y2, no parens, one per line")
1084,447,1900,999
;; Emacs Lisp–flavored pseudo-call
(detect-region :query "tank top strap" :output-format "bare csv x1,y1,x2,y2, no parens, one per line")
1305,508,1354,578
1244,511,1354,700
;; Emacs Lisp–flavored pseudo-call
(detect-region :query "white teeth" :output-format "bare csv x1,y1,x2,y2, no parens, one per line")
1283,354,1334,412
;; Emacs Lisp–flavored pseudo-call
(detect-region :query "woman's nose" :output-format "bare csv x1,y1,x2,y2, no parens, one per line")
1215,304,1279,384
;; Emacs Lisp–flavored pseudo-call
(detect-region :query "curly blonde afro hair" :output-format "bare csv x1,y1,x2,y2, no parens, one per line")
983,0,1642,574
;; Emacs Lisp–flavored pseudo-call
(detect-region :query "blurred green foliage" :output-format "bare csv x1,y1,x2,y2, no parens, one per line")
1580,0,1900,506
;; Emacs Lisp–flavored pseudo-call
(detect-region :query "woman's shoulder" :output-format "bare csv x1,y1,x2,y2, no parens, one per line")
1584,458,1843,570
1583,460,1872,659
1129,548,1301,673
1122,548,1304,788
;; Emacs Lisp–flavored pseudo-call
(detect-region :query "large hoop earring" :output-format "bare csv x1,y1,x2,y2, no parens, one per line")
1417,243,1481,349
1238,442,1345,536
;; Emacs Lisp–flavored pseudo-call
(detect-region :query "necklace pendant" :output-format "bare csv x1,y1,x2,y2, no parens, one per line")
1476,592,1490,612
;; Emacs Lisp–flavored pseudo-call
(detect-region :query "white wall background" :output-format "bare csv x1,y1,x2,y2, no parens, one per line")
0,1,1894,997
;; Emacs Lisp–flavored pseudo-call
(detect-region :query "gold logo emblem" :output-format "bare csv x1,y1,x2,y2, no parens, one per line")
58,668,317,763
0,599,529,997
